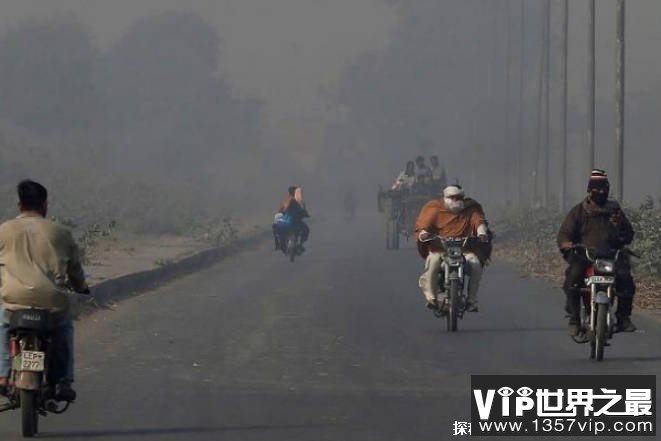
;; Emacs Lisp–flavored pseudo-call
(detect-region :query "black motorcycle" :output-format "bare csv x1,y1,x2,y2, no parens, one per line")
0,308,74,437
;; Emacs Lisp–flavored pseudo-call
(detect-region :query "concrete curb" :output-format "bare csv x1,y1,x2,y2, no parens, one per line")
86,229,270,312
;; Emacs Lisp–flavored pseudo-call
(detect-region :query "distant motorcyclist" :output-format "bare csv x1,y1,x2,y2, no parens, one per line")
0,180,89,401
415,185,490,312
391,161,416,191
273,186,310,252
557,169,636,336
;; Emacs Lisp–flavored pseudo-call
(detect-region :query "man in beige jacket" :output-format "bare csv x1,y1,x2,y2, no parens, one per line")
0,180,89,401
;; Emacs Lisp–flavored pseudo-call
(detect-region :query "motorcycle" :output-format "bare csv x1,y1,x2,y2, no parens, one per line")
281,229,303,262
570,245,621,361
0,308,74,437
420,235,472,332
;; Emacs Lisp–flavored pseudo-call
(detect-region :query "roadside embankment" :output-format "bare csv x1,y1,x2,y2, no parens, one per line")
73,217,269,315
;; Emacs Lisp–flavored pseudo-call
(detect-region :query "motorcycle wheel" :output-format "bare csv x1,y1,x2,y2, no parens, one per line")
447,278,459,332
20,389,39,437
593,303,608,361
287,238,296,262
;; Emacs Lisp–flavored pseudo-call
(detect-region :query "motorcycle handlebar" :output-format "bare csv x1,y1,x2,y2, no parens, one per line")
569,244,621,262
418,235,477,244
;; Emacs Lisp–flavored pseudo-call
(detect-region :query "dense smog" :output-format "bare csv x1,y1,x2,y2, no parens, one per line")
0,1,659,439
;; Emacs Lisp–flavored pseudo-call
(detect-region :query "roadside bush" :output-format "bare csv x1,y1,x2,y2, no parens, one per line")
495,199,661,308
186,217,239,248
626,196,661,277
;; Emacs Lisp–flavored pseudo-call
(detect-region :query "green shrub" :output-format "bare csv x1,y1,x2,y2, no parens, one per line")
496,198,661,281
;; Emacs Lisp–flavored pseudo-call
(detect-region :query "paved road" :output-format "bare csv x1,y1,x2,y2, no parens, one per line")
1,213,660,440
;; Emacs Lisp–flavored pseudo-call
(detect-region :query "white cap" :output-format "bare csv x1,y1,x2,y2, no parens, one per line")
443,185,464,198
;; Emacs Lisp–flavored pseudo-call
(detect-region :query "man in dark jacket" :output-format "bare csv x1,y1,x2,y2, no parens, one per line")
557,169,636,336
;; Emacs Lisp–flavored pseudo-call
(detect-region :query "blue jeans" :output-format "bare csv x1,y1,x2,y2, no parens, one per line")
0,307,74,383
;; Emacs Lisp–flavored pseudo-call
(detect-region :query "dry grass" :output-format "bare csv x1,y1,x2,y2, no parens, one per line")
495,241,661,311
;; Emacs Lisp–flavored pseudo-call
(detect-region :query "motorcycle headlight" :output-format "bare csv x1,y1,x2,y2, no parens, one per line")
595,259,615,274
447,247,463,258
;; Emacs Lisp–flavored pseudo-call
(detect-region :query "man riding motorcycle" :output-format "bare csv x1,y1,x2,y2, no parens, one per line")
0,180,90,401
415,185,490,312
557,169,636,336
272,186,310,252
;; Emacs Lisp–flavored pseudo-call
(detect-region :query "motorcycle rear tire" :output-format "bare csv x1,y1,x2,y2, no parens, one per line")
287,238,296,262
20,389,38,437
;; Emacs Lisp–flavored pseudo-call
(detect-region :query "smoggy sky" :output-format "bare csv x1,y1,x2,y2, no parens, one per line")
0,0,395,119
2,1,660,202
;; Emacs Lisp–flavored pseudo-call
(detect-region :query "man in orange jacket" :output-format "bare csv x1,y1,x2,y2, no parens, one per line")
415,185,490,312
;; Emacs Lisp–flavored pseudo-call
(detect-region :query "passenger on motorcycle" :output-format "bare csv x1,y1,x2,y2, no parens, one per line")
557,169,636,336
0,180,90,401
415,185,490,312
272,186,310,252
391,161,416,192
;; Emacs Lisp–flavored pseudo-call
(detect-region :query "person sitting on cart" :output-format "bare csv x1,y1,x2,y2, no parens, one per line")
429,155,447,190
414,156,433,191
414,185,490,313
391,161,416,192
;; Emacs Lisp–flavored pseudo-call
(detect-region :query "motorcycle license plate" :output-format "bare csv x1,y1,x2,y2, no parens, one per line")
20,351,45,372
588,275,615,284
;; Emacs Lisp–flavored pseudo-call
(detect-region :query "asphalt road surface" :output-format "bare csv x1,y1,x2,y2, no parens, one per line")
1,213,660,440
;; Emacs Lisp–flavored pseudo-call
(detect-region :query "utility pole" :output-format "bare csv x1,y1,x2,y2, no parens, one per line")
504,0,512,204
517,0,526,209
560,0,569,211
543,0,551,208
534,2,546,207
614,0,625,202
587,0,596,171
